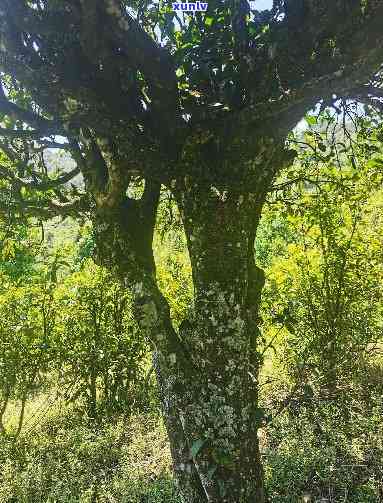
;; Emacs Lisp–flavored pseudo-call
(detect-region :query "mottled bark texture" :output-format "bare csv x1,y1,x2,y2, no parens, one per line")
88,137,290,502
170,192,267,502
90,178,207,501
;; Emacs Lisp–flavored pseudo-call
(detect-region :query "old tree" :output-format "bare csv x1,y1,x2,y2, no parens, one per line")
0,0,383,500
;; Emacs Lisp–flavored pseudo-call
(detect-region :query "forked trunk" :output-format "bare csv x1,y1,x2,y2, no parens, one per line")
90,142,288,501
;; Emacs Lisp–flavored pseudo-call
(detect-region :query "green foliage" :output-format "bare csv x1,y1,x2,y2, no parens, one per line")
74,223,96,268
0,280,55,436
255,214,295,268
0,216,156,430
264,357,383,502
154,194,193,327
53,260,152,418
1,113,383,499
257,116,383,502
261,117,383,391
0,214,40,282
1,387,381,502
0,406,180,503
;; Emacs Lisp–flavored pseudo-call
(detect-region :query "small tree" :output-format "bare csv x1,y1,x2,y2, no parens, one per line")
54,259,150,418
261,117,383,398
0,282,54,437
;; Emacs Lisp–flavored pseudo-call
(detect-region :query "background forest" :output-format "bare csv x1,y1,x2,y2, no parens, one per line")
0,113,382,502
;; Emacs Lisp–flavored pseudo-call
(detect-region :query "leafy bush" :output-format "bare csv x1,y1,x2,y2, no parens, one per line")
53,259,154,418
0,281,55,437
264,390,383,502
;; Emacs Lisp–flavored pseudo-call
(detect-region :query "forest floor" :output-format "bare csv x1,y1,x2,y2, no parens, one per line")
0,387,381,503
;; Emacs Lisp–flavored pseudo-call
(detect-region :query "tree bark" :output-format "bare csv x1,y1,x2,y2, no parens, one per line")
90,183,207,500
166,178,270,502
89,142,289,501
0,390,10,435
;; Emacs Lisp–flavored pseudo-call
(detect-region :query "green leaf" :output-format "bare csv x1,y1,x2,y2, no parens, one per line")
318,142,326,152
305,115,317,126
190,438,205,458
207,465,217,479
254,407,267,423
303,384,314,399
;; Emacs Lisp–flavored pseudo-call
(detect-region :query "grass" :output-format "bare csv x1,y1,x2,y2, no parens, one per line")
1,386,382,502
0,396,180,503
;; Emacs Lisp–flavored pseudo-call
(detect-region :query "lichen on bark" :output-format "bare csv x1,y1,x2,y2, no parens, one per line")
87,138,292,502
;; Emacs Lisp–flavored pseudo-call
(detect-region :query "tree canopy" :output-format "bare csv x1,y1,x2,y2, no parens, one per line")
0,0,382,217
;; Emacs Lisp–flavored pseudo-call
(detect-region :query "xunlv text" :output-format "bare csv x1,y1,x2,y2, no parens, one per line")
172,2,208,12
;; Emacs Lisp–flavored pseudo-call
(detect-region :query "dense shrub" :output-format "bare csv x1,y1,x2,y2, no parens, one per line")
53,260,154,419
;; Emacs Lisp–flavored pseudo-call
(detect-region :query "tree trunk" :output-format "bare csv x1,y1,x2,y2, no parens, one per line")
89,142,289,501
15,393,27,439
165,179,269,502
88,363,98,419
0,390,10,435
91,183,208,500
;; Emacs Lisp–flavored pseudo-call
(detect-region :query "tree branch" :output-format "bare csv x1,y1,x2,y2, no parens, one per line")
0,82,63,135
82,0,182,138
0,0,182,145
0,127,59,140
0,163,81,191
233,1,383,135
0,196,89,219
